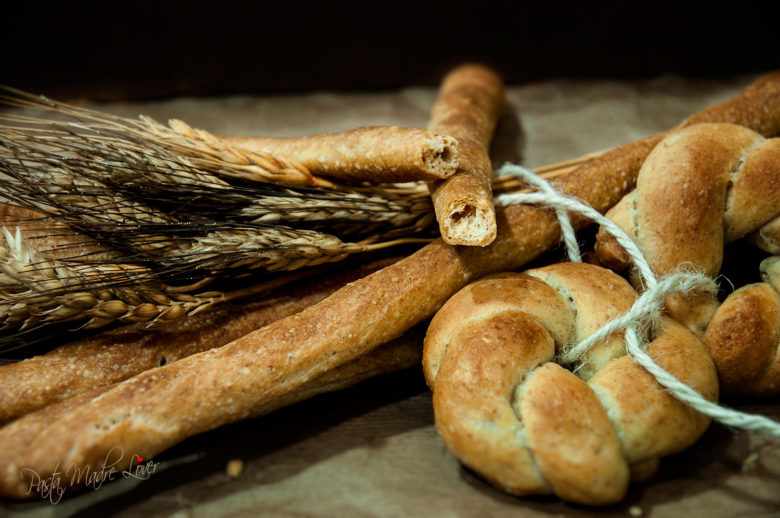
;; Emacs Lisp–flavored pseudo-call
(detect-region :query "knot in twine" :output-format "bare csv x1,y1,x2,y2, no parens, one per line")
494,163,780,438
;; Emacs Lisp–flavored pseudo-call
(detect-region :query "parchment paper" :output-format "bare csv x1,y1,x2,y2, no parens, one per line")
2,73,778,518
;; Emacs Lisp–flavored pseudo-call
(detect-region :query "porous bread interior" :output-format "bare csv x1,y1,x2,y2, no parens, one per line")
421,135,459,178
444,202,493,246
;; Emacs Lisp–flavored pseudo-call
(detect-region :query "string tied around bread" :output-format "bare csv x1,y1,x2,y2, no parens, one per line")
494,163,780,438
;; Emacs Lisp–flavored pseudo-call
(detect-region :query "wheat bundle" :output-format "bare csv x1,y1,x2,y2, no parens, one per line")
0,88,443,346
0,87,592,349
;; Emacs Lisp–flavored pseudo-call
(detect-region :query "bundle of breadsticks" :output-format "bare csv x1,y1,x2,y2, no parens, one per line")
1,65,780,507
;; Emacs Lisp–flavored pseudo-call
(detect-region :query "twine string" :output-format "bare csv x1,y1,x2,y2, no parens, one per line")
520,170,582,262
494,163,780,438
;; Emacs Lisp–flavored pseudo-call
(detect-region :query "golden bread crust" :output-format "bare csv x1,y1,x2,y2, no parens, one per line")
423,263,717,505
227,126,461,183
702,282,780,395
428,64,504,246
596,123,780,278
594,123,780,393
634,123,765,277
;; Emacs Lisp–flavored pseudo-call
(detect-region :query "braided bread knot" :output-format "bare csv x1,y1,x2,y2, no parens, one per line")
703,256,780,395
594,122,780,393
422,262,718,506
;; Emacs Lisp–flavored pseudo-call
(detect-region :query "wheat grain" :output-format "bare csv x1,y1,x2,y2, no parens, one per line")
0,227,224,334
0,125,434,237
241,188,434,231
169,226,409,273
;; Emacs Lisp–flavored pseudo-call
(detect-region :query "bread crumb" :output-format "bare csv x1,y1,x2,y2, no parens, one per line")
629,506,643,517
226,459,244,478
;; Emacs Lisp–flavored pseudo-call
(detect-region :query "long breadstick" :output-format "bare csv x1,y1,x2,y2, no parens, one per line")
681,70,780,135
428,64,505,246
2,71,780,500
225,126,460,183
0,258,398,425
0,326,424,487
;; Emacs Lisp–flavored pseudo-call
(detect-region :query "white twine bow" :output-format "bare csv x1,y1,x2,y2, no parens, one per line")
494,163,780,438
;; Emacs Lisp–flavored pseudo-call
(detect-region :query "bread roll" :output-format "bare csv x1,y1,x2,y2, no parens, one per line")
423,263,718,505
702,256,780,395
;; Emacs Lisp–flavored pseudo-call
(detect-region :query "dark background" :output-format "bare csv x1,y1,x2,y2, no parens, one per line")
2,1,780,101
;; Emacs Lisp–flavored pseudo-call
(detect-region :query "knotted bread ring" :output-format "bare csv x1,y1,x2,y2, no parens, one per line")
703,256,780,396
596,123,780,278
422,262,718,505
594,122,780,393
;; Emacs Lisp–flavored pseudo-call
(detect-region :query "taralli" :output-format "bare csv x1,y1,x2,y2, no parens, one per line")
594,123,780,392
1,70,780,500
595,123,780,278
225,126,461,183
702,256,780,396
593,69,780,270
427,64,504,247
423,263,718,505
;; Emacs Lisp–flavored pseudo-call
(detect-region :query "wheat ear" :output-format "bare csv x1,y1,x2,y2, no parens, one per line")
0,86,316,186
0,227,224,333
173,227,430,273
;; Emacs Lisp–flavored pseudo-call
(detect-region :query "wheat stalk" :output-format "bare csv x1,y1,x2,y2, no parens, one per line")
0,86,315,187
0,101,438,340
0,94,435,237
0,100,437,285
0,221,425,348
0,123,182,252
241,188,435,231
0,227,224,336
173,226,428,273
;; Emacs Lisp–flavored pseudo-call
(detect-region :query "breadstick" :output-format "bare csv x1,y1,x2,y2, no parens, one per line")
2,71,779,499
225,126,460,183
0,257,398,424
0,326,423,497
680,70,780,136
427,64,504,246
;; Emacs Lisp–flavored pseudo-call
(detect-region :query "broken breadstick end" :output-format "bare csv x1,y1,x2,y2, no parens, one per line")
440,197,496,246
421,133,460,179
428,64,504,247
